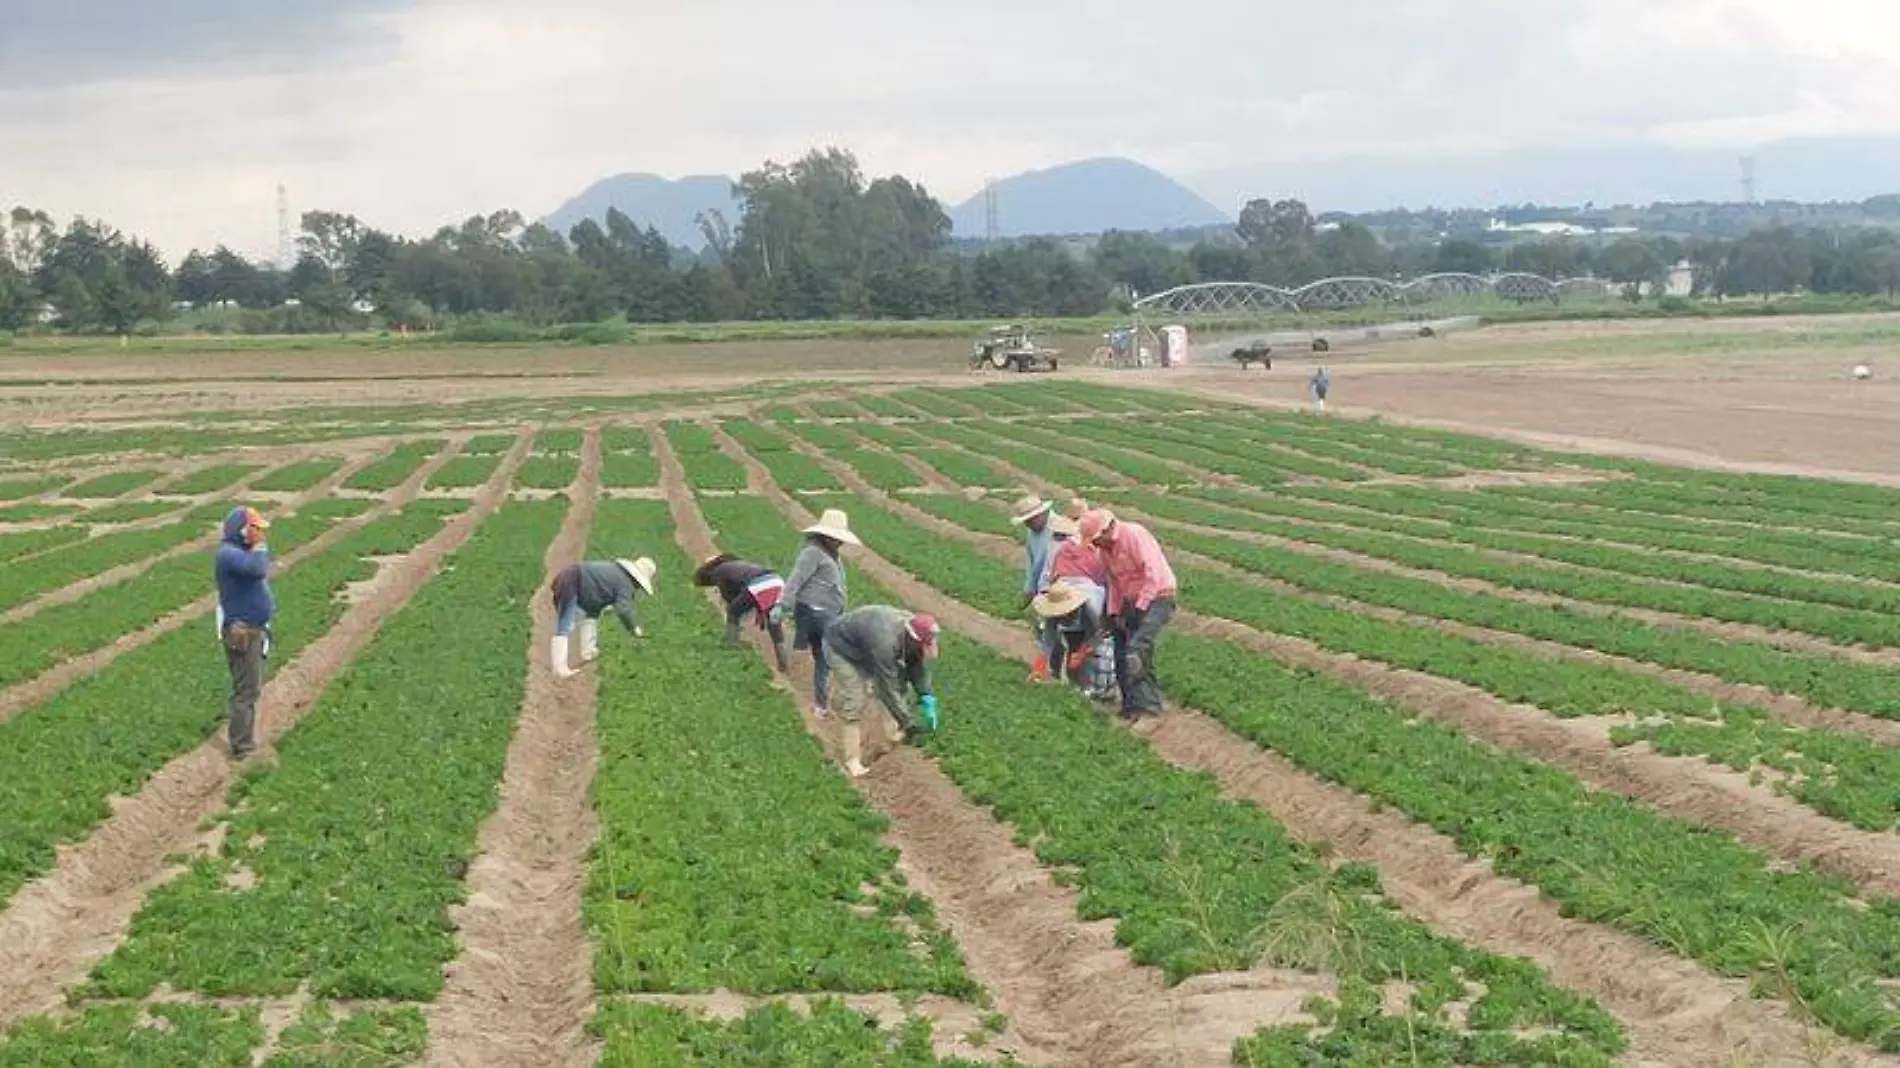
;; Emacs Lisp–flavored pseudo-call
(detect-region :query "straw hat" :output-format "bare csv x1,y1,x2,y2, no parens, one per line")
616,557,658,595
1010,494,1053,525
802,508,862,546
1031,584,1089,618
1078,509,1117,545
1048,513,1080,538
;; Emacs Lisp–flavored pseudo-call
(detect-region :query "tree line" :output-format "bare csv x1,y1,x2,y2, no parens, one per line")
6,147,1900,336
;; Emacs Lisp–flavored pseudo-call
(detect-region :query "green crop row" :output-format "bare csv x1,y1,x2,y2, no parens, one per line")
0,501,464,913
250,459,344,493
1082,418,1324,488
662,421,722,454
843,422,930,450
826,448,925,490
947,385,1035,416
343,440,446,491
852,393,921,419
993,420,1197,487
703,494,1624,1063
664,423,749,490
908,422,1121,491
74,500,185,525
892,389,984,418
1139,418,1373,483
83,500,553,1000
719,418,795,454
463,433,517,455
426,454,504,490
1189,413,1469,479
1494,481,1900,541
781,418,860,451
0,511,227,612
601,424,649,452
0,503,76,522
63,469,162,498
0,500,373,692
837,491,1900,1052
748,447,841,492
1290,483,1900,586
0,476,66,501
585,499,975,998
912,449,1011,488
593,1000,982,1067
534,427,585,453
0,1004,262,1067
164,464,262,496
1182,486,1900,649
806,398,869,419
514,455,580,491
602,449,660,488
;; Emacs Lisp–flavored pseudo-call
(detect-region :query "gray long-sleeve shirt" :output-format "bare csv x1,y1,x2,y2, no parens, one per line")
552,561,641,633
823,605,931,720
783,539,846,615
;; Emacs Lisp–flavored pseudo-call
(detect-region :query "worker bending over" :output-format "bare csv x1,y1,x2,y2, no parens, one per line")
1031,515,1115,700
822,606,940,777
694,553,790,671
1080,509,1178,722
548,556,657,678
785,508,859,718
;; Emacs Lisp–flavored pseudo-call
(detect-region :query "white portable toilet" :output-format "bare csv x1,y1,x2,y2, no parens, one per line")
1160,324,1189,368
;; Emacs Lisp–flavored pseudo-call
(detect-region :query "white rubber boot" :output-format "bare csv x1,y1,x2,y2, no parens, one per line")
551,635,577,678
579,618,600,663
842,723,869,778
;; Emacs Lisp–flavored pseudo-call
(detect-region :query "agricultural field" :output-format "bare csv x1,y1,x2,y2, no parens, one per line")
8,317,1900,1065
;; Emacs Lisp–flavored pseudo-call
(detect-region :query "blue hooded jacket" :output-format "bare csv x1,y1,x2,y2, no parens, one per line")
216,507,273,628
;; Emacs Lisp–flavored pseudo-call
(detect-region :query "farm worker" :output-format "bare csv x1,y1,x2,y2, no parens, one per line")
1309,367,1330,414
1026,513,1107,681
548,557,657,679
215,506,273,761
1080,508,1177,723
1011,493,1056,613
693,552,790,671
1030,516,1114,697
784,508,859,718
822,606,940,777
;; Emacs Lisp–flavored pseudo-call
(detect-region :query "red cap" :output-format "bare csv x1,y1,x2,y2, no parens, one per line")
906,613,940,658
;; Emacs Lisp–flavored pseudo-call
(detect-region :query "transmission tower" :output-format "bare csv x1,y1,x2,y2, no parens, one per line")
1739,156,1757,204
276,184,292,268
983,179,999,244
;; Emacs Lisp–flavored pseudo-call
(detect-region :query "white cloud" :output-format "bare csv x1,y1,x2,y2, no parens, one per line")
5,0,1900,260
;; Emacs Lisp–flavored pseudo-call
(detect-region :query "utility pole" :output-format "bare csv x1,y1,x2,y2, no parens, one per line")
983,179,999,245
276,184,293,268
1739,156,1757,205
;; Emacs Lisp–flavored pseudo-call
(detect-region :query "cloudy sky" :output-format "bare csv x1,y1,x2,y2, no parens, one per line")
7,0,1900,261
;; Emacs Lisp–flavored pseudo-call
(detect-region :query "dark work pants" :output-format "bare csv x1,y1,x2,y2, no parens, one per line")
1113,597,1175,716
725,594,789,669
223,625,265,756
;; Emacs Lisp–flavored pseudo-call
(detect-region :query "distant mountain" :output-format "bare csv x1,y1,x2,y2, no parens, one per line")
1183,136,1900,215
949,157,1232,239
541,173,739,250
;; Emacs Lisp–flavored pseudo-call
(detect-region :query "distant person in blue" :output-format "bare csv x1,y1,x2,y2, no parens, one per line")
214,506,273,760
1309,366,1331,414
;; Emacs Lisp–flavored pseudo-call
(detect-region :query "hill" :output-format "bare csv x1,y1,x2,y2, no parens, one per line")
948,157,1232,239
541,173,739,250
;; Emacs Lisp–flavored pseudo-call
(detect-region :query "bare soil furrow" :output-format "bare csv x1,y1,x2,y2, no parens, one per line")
424,428,602,1068
0,442,450,727
0,434,527,1030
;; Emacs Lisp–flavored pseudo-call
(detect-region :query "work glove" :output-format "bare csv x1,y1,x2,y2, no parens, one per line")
917,693,939,732
1126,652,1145,679
634,626,647,638
1066,646,1090,675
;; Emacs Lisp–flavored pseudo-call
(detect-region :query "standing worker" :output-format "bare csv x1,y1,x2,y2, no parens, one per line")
216,506,273,761
548,556,657,679
784,508,859,719
1309,366,1331,414
1011,493,1056,611
1080,509,1178,723
822,605,941,777
694,552,790,671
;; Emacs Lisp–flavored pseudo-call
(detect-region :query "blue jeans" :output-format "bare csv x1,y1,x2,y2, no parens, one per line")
794,604,836,708
554,596,583,637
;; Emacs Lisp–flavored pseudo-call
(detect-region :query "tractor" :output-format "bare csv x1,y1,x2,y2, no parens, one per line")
970,324,1060,373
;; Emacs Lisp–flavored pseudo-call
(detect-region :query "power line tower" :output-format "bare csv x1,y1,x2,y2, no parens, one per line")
1739,156,1757,205
276,184,293,268
983,179,999,244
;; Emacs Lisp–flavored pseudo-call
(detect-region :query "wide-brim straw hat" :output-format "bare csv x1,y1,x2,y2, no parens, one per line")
1047,513,1079,538
1010,495,1054,525
616,557,658,596
1032,584,1090,618
803,508,862,546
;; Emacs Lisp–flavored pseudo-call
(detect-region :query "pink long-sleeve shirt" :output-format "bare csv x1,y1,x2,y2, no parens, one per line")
1099,520,1176,612
1048,538,1107,587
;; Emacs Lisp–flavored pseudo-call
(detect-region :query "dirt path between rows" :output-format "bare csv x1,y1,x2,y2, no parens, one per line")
424,430,603,1068
0,441,449,727
743,435,1886,1068
0,434,527,1030
677,428,1330,1067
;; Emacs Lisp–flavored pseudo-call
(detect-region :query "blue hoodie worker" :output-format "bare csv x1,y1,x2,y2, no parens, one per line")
215,506,273,760
547,557,657,678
